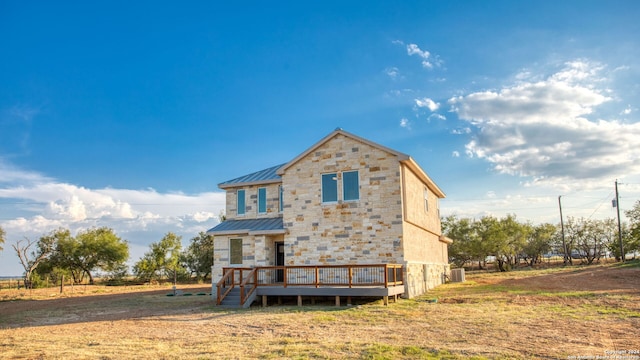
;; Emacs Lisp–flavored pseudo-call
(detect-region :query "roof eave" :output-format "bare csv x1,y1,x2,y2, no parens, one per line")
402,157,446,198
207,228,287,236
218,178,283,190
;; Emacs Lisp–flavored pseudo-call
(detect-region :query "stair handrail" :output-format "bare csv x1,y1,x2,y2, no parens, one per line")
216,268,235,305
239,268,258,305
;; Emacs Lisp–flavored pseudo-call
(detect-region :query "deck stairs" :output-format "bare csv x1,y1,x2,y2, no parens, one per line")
218,287,256,308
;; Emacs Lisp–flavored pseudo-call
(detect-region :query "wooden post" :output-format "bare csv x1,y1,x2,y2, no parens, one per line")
262,295,268,307
347,296,352,306
297,295,303,306
384,265,389,288
335,296,340,307
383,296,389,306
60,275,64,294
277,296,282,305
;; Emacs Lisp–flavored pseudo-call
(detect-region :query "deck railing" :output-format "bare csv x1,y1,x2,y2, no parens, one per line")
217,264,403,305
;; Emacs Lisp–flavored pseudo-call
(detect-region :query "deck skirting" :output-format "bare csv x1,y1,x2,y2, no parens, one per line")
255,284,405,297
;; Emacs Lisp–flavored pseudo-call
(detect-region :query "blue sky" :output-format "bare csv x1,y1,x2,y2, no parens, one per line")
1,1,639,275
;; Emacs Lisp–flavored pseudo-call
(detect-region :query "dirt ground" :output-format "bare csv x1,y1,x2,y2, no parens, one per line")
1,264,639,359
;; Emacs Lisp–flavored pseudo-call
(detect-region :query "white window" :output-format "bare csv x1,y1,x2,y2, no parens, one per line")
230,238,243,265
424,188,429,212
237,189,246,216
321,173,338,203
343,170,359,201
258,187,267,214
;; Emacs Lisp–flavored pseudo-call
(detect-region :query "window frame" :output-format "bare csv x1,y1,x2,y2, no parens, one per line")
342,170,360,202
424,187,429,212
237,189,246,216
257,187,267,214
229,238,243,265
278,185,284,213
321,173,338,203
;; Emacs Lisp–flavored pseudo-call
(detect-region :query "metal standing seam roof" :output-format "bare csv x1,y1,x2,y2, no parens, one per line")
218,163,285,189
206,217,284,235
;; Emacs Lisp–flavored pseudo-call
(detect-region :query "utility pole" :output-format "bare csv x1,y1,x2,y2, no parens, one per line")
615,180,624,262
558,196,568,265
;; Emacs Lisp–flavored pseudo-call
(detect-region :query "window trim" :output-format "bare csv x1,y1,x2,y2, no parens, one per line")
321,173,338,203
237,189,246,216
257,187,267,214
424,187,429,212
342,170,360,202
229,238,243,265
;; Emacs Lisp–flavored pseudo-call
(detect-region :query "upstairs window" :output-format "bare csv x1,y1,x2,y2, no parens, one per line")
279,185,284,212
237,189,246,216
424,188,429,212
258,187,267,214
321,173,338,203
343,171,360,201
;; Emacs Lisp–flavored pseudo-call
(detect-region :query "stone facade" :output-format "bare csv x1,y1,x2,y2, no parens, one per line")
225,183,282,220
281,133,404,266
209,129,451,299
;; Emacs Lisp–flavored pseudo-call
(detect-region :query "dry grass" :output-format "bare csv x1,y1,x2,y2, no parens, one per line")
1,262,639,359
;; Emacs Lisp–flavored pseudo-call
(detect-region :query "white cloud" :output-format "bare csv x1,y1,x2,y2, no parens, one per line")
428,113,446,121
414,97,440,111
385,67,400,80
621,106,633,115
449,60,640,189
396,42,442,69
451,127,471,135
0,162,226,274
452,151,460,158
399,118,411,130
407,44,429,59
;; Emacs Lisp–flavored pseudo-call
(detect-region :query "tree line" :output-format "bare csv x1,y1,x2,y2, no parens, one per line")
0,226,214,288
443,199,640,271
1,201,640,283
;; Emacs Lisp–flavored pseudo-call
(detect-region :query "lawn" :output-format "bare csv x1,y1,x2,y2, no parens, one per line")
1,261,639,359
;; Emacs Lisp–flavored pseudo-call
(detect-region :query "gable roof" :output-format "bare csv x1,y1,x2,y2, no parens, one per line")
216,129,445,198
276,128,446,198
218,163,285,189
276,128,410,175
206,217,285,236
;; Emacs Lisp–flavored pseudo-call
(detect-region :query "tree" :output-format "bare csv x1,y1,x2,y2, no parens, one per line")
181,232,214,280
564,218,614,265
624,200,640,259
443,215,485,269
0,226,5,252
48,227,129,284
473,216,507,271
521,223,556,266
133,232,184,282
12,233,57,288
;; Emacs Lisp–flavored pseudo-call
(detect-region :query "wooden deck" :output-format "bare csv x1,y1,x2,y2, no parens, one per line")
216,264,404,307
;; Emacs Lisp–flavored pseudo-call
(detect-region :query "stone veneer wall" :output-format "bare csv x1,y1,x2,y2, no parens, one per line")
225,182,282,220
404,261,451,297
211,234,282,297
400,163,450,297
281,134,405,266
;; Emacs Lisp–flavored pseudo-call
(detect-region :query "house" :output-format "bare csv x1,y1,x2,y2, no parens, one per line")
207,128,451,306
